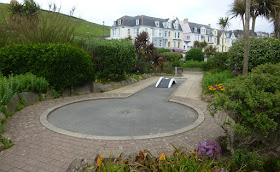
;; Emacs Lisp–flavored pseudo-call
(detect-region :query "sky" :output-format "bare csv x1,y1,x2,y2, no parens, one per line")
0,0,274,33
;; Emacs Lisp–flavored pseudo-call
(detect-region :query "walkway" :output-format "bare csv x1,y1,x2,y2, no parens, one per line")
0,72,224,172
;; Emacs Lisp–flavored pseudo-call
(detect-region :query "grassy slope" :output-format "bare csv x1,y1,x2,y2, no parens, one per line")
0,3,110,38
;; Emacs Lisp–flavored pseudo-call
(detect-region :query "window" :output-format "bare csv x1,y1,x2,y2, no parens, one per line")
174,42,176,47
136,28,139,35
178,42,180,48
159,30,162,37
118,19,121,25
168,22,171,28
128,29,130,35
184,45,186,49
136,19,140,25
186,36,190,40
168,31,170,37
145,28,148,32
159,40,162,47
194,27,197,32
207,29,210,34
155,21,159,27
174,32,177,38
178,32,180,39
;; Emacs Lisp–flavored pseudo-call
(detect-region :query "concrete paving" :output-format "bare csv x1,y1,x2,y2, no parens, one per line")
0,72,225,172
47,79,198,137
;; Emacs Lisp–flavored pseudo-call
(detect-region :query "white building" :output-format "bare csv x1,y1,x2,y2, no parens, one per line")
111,15,183,49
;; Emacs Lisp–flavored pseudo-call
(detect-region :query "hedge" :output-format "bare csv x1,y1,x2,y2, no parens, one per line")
77,39,137,80
160,52,182,62
157,48,170,54
228,38,280,71
0,44,94,91
186,48,205,61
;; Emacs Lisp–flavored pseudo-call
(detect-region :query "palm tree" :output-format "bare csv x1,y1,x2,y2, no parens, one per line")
243,0,251,75
229,0,246,29
217,17,230,52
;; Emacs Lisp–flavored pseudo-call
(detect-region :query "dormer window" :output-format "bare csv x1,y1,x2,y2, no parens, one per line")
163,22,167,28
194,27,197,32
136,19,140,25
173,23,179,30
168,22,171,28
155,21,160,27
207,29,210,34
118,19,121,25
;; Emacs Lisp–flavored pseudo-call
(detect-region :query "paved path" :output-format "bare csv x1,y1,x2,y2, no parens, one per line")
0,73,224,172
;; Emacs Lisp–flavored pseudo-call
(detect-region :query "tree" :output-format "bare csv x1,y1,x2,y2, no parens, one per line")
217,17,230,52
266,0,280,38
193,40,207,50
243,0,251,75
204,45,217,57
229,0,246,29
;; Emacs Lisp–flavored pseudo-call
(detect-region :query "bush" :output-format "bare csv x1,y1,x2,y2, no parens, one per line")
77,38,136,80
228,38,280,71
210,63,280,148
186,48,205,61
0,44,94,91
180,60,206,68
0,73,49,107
232,149,264,171
157,48,170,54
160,52,182,62
202,70,234,92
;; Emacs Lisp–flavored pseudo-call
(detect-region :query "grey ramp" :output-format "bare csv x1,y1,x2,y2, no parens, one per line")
157,78,171,88
47,79,198,137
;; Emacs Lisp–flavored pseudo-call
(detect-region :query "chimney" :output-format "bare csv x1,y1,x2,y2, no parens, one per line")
208,24,211,28
184,18,188,24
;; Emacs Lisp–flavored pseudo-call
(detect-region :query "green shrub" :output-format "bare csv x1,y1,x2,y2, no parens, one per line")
202,70,234,92
186,48,205,61
0,73,49,106
0,44,94,91
181,60,206,68
210,63,280,148
206,53,229,71
157,48,170,54
228,38,280,71
77,38,136,80
232,149,264,171
160,52,182,62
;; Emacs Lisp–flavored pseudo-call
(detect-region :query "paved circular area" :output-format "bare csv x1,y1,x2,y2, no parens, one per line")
45,80,199,139
0,74,225,172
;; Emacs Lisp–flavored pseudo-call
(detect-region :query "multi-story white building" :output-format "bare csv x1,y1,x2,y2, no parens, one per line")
217,30,237,52
180,18,218,51
110,15,183,49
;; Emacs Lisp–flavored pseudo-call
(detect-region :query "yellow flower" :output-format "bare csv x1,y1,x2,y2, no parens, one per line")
221,88,225,91
95,79,98,83
213,88,216,90
159,153,166,160
97,156,102,166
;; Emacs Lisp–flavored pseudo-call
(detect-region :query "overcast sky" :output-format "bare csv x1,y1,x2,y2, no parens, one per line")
1,0,274,33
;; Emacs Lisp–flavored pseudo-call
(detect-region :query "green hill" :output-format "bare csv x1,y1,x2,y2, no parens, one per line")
0,3,110,39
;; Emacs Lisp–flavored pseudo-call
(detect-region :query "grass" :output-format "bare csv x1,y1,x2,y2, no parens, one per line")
202,70,234,92
0,3,110,39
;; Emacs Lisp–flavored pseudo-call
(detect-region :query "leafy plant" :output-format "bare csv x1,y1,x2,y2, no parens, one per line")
180,60,206,68
157,48,170,54
0,44,94,91
202,70,234,92
209,63,280,149
228,38,280,71
204,45,217,57
186,48,205,61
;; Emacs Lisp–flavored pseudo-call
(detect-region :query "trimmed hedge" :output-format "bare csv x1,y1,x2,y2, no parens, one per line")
186,48,205,61
157,48,170,54
160,52,182,62
228,38,280,71
202,53,229,71
77,39,137,80
0,44,94,91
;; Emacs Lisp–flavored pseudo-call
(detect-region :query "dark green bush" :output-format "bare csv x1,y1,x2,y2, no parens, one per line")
180,60,206,68
186,48,205,61
160,52,182,62
157,48,170,54
77,39,136,80
228,38,280,71
0,44,94,91
208,53,229,71
232,149,264,171
210,63,280,148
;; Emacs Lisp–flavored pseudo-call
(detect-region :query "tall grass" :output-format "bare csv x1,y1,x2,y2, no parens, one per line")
202,70,234,91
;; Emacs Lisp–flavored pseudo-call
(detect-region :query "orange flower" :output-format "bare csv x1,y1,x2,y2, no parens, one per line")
221,88,225,91
97,156,102,166
159,153,166,160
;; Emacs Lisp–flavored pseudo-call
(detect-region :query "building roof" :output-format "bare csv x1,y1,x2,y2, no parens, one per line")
113,15,183,31
188,22,212,36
